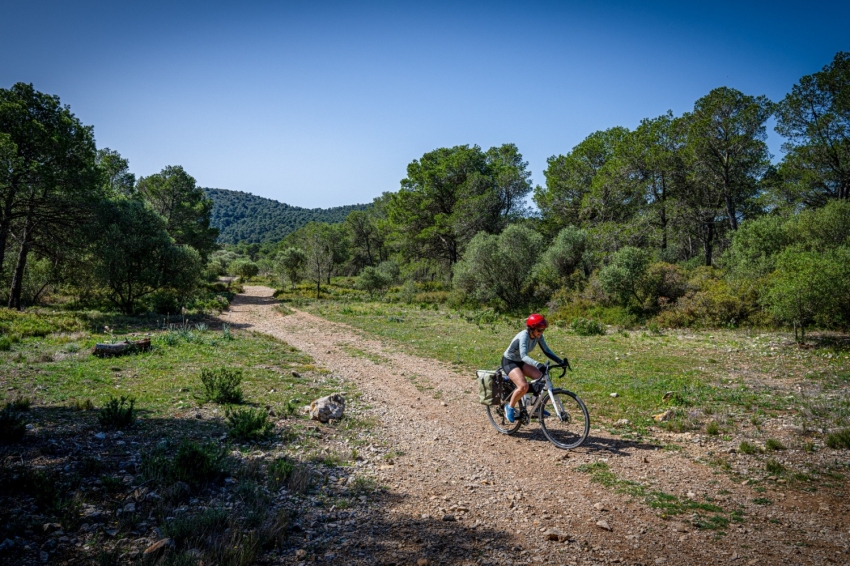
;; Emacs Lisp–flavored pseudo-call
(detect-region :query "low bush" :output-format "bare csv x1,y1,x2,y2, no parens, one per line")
69,399,95,411
0,405,26,443
826,428,850,449
267,458,295,491
765,458,785,475
738,441,759,455
141,439,229,488
0,336,11,351
201,367,244,404
163,507,229,546
227,408,273,441
97,396,135,429
7,397,31,411
765,438,786,451
570,317,606,336
706,421,720,435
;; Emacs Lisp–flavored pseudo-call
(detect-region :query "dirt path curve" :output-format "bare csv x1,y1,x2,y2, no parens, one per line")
225,286,838,566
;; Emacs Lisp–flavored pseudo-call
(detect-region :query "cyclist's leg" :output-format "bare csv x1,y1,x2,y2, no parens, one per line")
507,367,530,407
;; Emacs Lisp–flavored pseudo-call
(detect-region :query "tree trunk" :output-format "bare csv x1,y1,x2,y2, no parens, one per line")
703,220,714,267
725,194,738,231
8,223,32,310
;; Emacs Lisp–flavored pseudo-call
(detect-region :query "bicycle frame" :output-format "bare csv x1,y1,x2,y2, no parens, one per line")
525,368,567,421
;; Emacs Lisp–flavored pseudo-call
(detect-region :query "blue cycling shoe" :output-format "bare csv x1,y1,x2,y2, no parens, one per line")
504,404,516,423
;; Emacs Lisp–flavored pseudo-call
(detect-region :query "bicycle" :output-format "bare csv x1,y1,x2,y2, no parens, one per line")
485,360,590,450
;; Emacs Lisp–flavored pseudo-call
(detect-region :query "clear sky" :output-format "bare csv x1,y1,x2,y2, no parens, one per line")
2,0,847,208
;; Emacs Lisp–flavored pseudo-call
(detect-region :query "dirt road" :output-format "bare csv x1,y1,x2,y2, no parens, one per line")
225,286,847,565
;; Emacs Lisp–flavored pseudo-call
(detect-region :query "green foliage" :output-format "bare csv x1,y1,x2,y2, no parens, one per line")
162,507,229,546
706,421,720,435
355,266,391,298
765,438,785,451
765,458,785,475
0,404,26,443
141,439,229,488
388,144,532,266
7,397,30,411
826,428,850,449
569,317,606,336
656,267,760,328
136,165,218,260
230,259,259,281
97,396,135,429
598,246,652,307
452,223,543,309
532,226,589,293
226,407,273,441
204,187,369,244
774,51,850,207
738,441,759,455
0,336,11,351
275,247,307,289
267,458,295,491
201,367,244,404
763,246,850,340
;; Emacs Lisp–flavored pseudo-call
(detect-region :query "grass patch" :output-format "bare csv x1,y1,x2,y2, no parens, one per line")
765,458,786,475
575,461,727,526
765,438,785,451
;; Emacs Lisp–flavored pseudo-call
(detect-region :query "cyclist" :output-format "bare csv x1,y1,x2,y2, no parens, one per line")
502,313,565,423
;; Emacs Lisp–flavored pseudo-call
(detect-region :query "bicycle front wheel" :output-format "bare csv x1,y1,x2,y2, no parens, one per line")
540,389,589,449
486,404,522,435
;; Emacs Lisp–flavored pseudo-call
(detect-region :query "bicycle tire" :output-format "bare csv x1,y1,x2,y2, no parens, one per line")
485,404,522,435
539,389,589,449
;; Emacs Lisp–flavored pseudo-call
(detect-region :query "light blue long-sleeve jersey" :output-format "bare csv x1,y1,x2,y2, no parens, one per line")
503,329,563,368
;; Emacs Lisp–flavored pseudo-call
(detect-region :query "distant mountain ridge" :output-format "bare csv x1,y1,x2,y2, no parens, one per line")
203,187,370,244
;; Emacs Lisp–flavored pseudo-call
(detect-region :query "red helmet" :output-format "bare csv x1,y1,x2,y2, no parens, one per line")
526,313,548,330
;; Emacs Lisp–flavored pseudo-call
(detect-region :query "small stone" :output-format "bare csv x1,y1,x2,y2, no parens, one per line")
40,551,49,563
653,409,674,422
615,419,630,426
671,522,689,533
104,529,118,537
442,514,456,522
143,538,175,558
593,502,608,511
686,491,696,499
655,559,667,565
295,549,307,559
43,523,62,533
543,528,568,542
417,559,429,566
292,371,301,378
123,502,136,513
94,432,106,440
610,392,618,398
595,520,611,531
195,413,202,419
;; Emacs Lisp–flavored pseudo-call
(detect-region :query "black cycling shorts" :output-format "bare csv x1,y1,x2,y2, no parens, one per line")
501,356,533,376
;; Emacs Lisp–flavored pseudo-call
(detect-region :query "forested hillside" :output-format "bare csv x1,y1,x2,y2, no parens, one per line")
204,188,370,244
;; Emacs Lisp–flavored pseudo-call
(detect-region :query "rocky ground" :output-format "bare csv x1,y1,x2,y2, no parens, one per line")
221,286,850,566
1,286,847,566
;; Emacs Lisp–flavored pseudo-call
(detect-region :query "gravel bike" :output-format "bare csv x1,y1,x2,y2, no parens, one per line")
485,360,589,450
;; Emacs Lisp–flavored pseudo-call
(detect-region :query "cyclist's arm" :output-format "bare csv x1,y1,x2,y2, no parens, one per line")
538,335,564,365
517,331,540,368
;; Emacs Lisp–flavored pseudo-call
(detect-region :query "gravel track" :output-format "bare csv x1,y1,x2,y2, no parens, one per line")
224,286,847,565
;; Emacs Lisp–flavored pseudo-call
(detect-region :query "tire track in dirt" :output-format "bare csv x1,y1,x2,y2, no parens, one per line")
223,286,841,565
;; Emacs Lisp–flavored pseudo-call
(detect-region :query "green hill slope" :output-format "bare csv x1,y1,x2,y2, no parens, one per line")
204,188,370,244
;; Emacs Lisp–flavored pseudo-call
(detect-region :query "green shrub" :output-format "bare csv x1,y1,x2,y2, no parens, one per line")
226,408,273,441
141,439,229,487
738,441,759,455
69,399,95,411
201,367,243,404
706,421,720,435
7,397,31,411
765,458,785,475
826,428,850,449
765,438,786,451
162,507,229,545
0,336,11,351
0,405,26,443
267,458,295,491
97,396,135,429
569,317,605,336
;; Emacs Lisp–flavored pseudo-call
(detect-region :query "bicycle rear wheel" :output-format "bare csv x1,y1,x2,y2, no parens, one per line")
486,404,522,435
540,389,589,449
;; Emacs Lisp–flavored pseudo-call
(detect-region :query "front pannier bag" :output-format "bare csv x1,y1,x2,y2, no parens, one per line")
476,369,503,405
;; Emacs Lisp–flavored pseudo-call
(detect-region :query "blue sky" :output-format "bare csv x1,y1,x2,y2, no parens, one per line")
2,0,847,208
